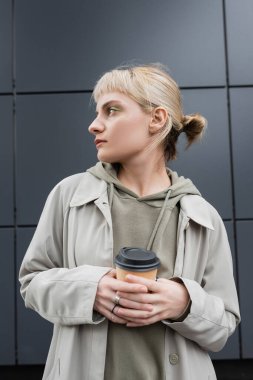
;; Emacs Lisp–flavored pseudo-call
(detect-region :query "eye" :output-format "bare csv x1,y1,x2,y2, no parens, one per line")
107,106,119,115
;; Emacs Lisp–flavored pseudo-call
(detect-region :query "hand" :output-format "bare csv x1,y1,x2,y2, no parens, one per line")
94,270,150,324
115,275,190,327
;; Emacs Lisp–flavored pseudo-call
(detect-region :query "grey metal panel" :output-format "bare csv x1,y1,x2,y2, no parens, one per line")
16,0,225,91
16,93,97,225
0,228,15,364
211,222,240,360
17,227,52,364
0,96,13,225
225,0,253,85
170,89,232,219
0,0,12,92
236,221,253,358
230,88,253,219
224,222,237,279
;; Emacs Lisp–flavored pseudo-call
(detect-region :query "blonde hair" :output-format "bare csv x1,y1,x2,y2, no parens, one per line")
92,63,207,160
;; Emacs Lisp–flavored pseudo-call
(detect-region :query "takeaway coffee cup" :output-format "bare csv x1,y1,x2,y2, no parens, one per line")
115,247,160,281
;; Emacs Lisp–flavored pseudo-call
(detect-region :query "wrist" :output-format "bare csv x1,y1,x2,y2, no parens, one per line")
170,278,191,321
170,298,191,322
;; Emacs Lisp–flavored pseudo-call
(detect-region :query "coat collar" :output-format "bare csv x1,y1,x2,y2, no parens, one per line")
70,173,214,230
69,172,108,207
180,195,214,230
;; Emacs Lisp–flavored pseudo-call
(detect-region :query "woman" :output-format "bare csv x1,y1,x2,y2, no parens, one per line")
19,64,240,380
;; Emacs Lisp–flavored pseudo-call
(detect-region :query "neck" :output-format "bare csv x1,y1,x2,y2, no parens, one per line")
117,153,171,197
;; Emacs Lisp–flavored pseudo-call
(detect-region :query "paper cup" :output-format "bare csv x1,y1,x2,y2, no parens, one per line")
115,247,160,281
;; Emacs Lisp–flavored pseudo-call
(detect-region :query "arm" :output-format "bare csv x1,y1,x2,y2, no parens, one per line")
19,182,112,326
164,214,240,352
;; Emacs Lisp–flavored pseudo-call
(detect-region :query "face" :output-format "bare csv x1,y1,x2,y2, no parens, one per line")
88,91,153,164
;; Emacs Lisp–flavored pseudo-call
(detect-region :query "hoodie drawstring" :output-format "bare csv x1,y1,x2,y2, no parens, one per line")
147,189,171,251
109,182,171,252
109,183,114,208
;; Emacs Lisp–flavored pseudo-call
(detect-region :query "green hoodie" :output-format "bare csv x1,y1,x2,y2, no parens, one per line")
88,162,200,275
87,162,200,380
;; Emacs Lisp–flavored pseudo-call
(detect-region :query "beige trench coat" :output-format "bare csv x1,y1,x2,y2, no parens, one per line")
19,172,240,380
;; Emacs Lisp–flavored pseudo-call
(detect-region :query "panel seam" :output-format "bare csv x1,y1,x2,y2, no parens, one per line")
222,0,242,359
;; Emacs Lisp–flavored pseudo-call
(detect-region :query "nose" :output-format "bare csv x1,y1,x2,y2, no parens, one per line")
88,117,105,135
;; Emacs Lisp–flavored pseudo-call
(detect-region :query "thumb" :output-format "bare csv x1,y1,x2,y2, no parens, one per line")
157,278,170,284
107,269,117,278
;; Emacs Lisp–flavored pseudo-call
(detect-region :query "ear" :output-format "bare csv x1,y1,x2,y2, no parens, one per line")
149,107,168,134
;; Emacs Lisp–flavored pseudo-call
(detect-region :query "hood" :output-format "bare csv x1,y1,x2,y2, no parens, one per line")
87,162,200,205
87,162,201,251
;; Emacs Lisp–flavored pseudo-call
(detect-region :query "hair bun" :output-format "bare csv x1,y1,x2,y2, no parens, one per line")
182,113,207,147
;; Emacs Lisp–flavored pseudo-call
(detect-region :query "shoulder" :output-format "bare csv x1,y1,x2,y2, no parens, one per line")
51,172,87,196
56,172,92,190
180,194,223,231
47,172,105,210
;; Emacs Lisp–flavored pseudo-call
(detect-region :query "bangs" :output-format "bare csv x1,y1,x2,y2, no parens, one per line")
92,69,135,103
92,64,172,112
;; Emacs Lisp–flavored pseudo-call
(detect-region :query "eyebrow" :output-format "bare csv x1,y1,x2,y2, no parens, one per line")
96,100,123,114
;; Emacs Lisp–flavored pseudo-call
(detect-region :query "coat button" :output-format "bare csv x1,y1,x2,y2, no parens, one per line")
169,353,179,365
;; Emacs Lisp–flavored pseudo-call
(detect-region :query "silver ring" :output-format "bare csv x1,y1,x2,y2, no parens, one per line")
113,294,121,305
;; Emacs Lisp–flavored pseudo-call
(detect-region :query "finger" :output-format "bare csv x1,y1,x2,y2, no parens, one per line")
117,291,156,304
157,278,170,283
99,305,128,324
97,277,148,303
94,298,128,323
118,297,153,312
110,313,127,324
112,280,148,294
125,275,160,293
107,269,117,278
116,306,153,320
111,313,128,324
126,312,163,327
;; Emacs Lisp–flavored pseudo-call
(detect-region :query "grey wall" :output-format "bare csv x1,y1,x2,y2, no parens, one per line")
1,0,252,365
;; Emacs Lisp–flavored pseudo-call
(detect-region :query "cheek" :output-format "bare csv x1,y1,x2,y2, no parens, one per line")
113,118,149,143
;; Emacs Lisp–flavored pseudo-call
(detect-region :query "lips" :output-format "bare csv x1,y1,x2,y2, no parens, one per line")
95,139,107,147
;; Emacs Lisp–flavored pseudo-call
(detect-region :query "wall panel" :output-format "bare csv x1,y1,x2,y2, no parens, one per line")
0,0,12,92
16,93,96,225
16,0,225,92
230,88,253,219
0,228,15,364
236,221,253,358
171,89,232,219
0,96,13,226
226,0,253,85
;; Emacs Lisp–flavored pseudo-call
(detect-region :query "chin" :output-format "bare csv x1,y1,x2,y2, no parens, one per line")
97,153,116,164
100,159,119,165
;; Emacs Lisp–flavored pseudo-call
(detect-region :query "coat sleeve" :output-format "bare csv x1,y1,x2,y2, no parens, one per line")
162,211,240,352
19,183,111,326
